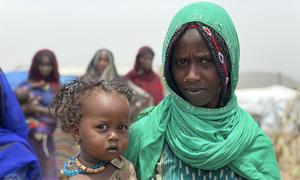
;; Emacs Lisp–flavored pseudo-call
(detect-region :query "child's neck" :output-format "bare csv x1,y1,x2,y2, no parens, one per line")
72,163,116,180
72,156,116,179
78,152,106,166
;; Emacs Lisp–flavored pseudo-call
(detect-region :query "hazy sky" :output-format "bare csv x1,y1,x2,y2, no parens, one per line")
1,0,300,81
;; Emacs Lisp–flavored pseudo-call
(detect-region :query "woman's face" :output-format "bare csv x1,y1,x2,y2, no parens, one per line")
171,28,221,108
138,53,153,72
96,52,110,74
38,55,53,78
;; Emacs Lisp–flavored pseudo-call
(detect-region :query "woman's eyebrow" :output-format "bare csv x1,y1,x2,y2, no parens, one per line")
194,52,211,57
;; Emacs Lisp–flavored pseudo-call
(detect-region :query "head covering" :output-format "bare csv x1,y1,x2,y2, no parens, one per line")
28,49,60,91
133,46,155,72
0,69,40,179
125,2,280,180
85,49,121,82
125,46,164,105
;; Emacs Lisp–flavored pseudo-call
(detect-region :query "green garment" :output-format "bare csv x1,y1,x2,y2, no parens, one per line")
125,2,280,180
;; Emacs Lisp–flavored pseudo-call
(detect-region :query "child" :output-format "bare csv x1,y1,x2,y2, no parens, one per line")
50,77,137,179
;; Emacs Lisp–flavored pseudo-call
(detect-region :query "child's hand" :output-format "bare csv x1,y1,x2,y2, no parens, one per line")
15,86,30,104
30,96,42,105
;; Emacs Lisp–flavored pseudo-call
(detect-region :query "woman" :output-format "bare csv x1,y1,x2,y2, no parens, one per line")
85,48,153,121
15,49,60,179
125,46,164,105
0,68,40,179
125,2,280,180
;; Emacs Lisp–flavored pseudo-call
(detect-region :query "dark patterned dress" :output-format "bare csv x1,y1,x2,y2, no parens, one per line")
153,143,246,180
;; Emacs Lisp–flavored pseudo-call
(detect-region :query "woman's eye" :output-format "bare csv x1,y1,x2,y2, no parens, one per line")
200,59,214,65
97,124,107,130
175,59,188,65
117,125,128,132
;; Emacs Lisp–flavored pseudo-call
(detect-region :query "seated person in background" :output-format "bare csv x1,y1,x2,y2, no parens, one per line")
15,49,60,179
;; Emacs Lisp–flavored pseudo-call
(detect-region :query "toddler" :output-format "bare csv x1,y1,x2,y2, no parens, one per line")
50,77,136,179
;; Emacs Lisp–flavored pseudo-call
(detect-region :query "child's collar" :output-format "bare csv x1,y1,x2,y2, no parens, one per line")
110,156,125,169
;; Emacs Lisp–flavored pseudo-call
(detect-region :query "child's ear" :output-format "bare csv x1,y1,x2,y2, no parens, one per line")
70,124,80,144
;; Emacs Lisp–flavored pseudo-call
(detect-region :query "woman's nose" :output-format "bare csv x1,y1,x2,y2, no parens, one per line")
185,63,201,82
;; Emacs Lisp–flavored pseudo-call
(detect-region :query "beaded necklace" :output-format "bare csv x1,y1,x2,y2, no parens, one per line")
62,155,109,176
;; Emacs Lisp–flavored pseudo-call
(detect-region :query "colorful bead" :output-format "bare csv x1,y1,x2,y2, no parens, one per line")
62,156,109,177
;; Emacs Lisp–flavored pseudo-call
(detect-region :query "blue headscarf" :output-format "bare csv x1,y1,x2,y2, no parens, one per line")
0,69,41,179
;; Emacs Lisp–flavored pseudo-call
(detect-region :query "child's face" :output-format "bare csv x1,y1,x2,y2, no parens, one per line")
77,90,130,162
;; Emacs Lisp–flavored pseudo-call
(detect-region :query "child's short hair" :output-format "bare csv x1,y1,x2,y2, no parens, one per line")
50,76,133,133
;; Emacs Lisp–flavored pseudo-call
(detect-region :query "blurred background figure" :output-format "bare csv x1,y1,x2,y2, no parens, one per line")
0,68,40,179
125,46,164,105
85,48,153,121
15,49,60,180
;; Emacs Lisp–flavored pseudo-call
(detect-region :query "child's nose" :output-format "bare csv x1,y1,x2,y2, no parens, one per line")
108,131,119,141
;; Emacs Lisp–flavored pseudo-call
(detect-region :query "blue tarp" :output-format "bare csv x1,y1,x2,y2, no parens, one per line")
4,71,77,90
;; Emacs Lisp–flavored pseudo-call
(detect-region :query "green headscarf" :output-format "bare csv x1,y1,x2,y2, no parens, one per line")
125,2,280,180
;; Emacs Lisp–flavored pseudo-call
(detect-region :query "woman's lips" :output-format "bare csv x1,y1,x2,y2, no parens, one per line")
185,87,207,95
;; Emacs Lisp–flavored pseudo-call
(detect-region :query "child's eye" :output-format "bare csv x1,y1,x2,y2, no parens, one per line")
117,125,128,132
97,124,107,130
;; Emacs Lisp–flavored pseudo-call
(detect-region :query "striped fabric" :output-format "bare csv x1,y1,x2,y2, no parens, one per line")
53,129,80,173
153,143,246,180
